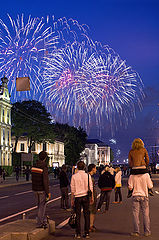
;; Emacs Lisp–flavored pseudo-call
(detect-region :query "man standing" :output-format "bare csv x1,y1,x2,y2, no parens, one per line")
88,164,97,232
128,173,153,237
59,164,70,210
31,151,51,228
71,161,93,239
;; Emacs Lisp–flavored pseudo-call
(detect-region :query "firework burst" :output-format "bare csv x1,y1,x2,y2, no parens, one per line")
0,15,88,101
42,41,144,133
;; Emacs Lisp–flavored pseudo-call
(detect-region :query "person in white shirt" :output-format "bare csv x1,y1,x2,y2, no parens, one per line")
128,173,153,237
71,161,93,239
112,167,122,203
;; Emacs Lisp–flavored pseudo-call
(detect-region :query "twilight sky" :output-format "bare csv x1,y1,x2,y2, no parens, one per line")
0,0,159,161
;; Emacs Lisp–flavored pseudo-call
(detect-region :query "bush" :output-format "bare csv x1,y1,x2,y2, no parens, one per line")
3,166,14,176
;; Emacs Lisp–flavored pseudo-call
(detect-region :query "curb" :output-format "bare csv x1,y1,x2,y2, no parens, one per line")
0,181,31,188
0,219,55,240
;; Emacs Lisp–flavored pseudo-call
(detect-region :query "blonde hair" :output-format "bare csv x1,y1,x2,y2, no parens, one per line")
115,167,121,173
131,138,144,150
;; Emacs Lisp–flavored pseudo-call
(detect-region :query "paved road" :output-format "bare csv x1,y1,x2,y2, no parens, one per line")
1,175,159,239
0,177,64,225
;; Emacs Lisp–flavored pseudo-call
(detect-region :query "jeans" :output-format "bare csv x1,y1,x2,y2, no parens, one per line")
34,191,47,227
60,187,69,208
132,196,151,234
115,187,122,202
75,196,90,235
97,190,111,210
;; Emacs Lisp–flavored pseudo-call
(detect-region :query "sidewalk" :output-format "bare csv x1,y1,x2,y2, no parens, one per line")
0,176,31,188
0,219,55,240
0,174,56,188
45,186,159,240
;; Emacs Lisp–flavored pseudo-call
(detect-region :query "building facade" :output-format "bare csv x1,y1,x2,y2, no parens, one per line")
11,136,65,167
0,77,12,166
81,139,111,166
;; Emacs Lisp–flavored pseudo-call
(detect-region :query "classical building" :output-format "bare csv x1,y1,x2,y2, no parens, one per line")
81,139,111,166
11,136,65,167
0,77,12,166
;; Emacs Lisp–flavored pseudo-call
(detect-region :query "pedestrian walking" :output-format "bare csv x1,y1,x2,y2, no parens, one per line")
2,168,6,181
25,166,30,181
15,166,20,182
128,173,153,237
31,151,51,229
97,166,115,212
59,164,70,210
71,161,93,239
113,167,122,204
0,167,3,183
88,164,97,232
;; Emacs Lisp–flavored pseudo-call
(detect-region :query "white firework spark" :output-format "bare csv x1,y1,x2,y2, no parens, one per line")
42,41,144,132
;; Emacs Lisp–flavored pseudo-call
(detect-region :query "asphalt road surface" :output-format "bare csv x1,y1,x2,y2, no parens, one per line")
1,176,159,239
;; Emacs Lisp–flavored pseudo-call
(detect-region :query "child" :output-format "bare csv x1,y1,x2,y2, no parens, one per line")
127,138,153,197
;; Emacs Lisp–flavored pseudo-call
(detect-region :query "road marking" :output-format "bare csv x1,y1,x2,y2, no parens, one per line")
0,193,70,223
15,190,33,196
56,193,100,229
0,196,9,200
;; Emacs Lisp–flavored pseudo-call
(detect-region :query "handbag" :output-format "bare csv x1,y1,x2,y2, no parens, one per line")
68,209,77,229
87,173,92,198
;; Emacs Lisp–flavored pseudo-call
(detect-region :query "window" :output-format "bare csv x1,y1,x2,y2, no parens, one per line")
2,109,5,122
43,142,47,151
8,153,10,165
7,111,10,124
3,153,5,166
8,131,9,145
3,129,5,145
20,143,25,151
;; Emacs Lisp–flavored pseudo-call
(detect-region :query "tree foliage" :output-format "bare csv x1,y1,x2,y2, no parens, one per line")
12,100,55,152
52,123,87,165
12,100,87,165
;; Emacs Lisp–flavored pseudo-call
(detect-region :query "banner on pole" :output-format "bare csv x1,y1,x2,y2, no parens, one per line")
16,77,30,91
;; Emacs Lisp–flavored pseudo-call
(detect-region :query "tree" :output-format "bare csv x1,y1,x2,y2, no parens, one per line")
53,123,87,165
12,100,55,153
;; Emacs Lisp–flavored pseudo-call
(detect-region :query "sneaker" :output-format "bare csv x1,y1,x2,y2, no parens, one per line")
144,232,151,237
130,232,140,237
83,234,90,238
112,201,119,204
89,226,95,232
74,234,81,239
43,224,48,229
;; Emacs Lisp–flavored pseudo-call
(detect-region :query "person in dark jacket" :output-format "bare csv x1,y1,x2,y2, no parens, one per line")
59,164,70,210
31,151,51,228
97,166,115,212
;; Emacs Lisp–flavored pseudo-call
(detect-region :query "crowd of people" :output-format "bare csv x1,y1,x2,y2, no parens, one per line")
31,138,153,238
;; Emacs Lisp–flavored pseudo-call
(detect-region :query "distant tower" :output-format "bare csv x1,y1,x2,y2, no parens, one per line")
0,76,12,166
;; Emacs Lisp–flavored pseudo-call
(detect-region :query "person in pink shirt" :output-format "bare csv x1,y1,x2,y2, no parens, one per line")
128,173,153,237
